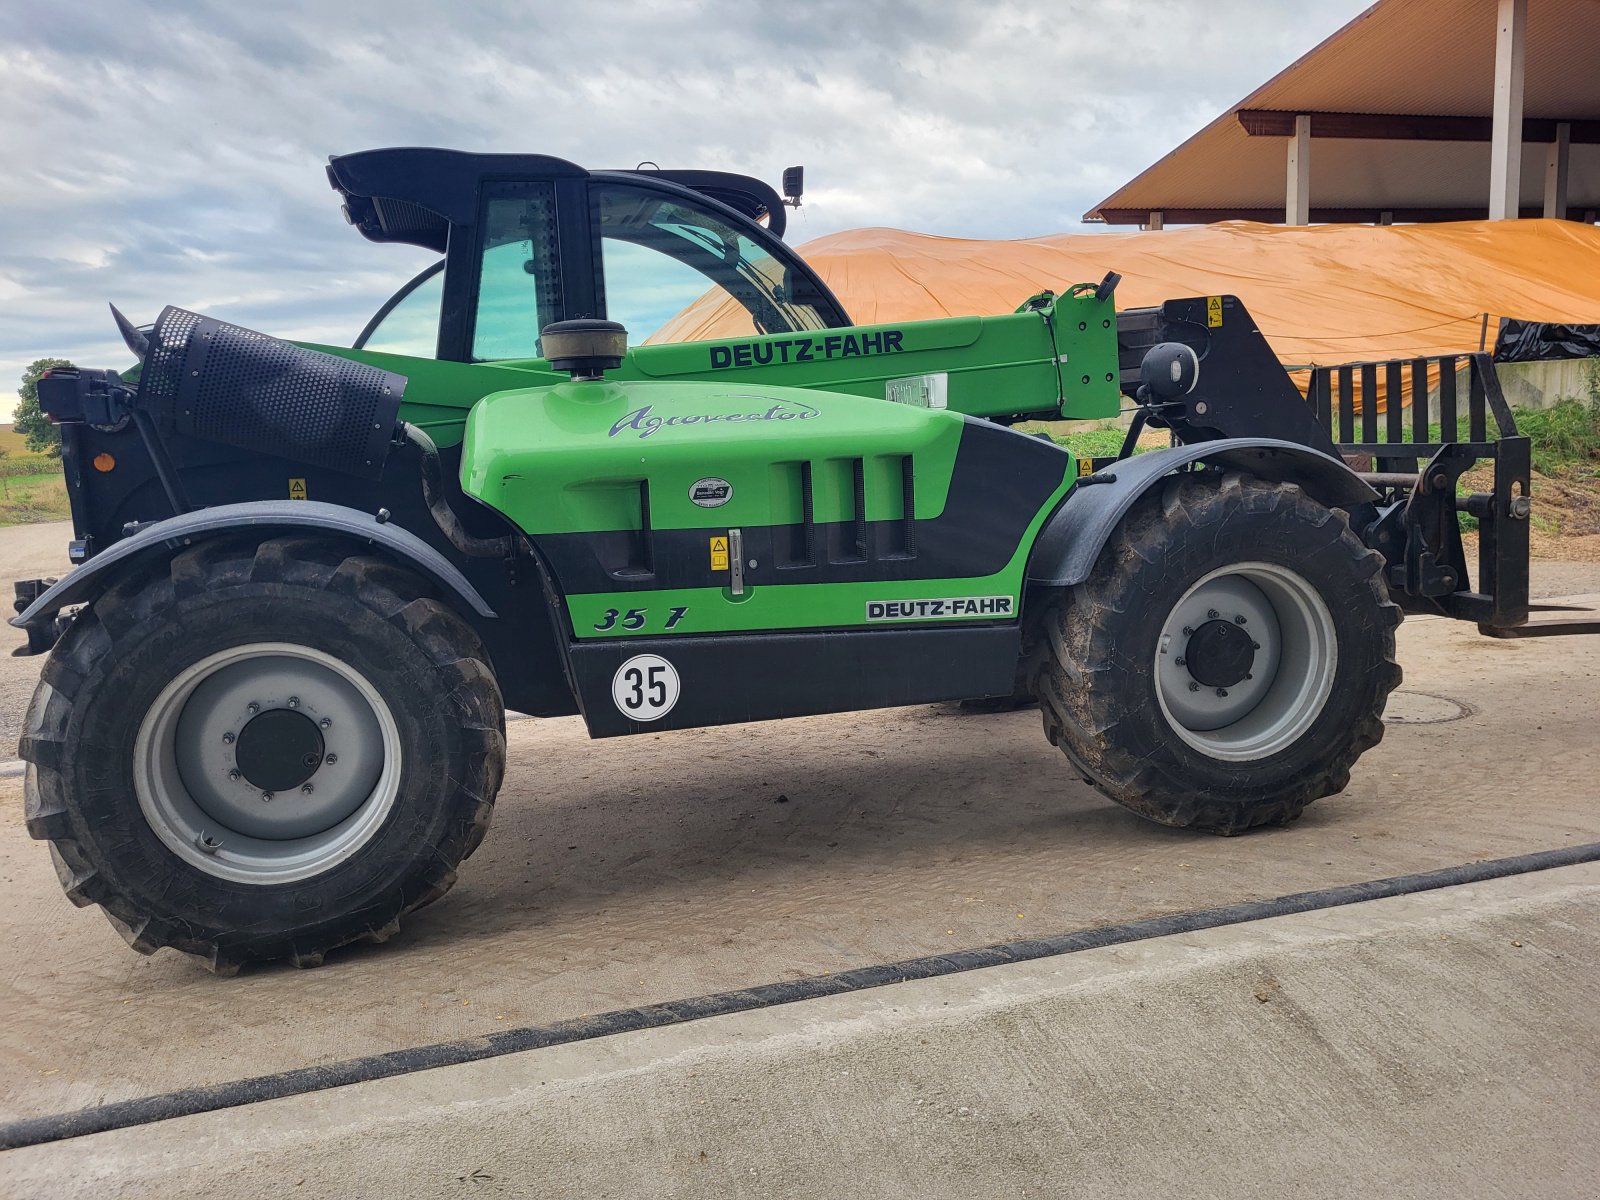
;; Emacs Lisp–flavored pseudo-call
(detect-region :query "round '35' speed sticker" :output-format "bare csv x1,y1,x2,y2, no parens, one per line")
611,654,680,721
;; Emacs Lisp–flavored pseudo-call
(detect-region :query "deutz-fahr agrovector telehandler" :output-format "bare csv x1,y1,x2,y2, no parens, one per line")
12,149,1558,972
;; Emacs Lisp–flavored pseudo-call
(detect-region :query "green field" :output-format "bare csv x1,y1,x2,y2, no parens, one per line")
0,472,69,526
0,424,70,526
0,423,33,457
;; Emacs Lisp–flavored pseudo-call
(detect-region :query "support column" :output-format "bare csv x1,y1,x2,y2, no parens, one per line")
1286,114,1311,225
1489,0,1527,220
1144,211,1164,231
1544,122,1571,219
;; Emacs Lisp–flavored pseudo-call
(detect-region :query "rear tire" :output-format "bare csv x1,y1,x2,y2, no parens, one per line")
19,535,505,973
1034,471,1401,834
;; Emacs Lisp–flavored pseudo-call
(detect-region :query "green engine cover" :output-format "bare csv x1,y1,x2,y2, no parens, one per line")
309,290,1117,644
460,375,1076,640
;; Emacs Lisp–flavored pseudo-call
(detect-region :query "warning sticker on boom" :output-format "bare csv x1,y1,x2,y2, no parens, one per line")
885,372,948,410
288,478,307,500
1206,296,1223,328
866,596,1014,622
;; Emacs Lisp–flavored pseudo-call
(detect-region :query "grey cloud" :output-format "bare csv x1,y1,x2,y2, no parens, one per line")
0,0,1366,411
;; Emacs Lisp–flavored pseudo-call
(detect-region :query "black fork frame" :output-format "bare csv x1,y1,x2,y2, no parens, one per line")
1112,296,1590,638
1307,352,1586,636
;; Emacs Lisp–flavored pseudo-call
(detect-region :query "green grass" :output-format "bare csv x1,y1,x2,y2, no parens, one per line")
1337,398,1600,477
1053,422,1132,461
0,420,71,525
0,471,69,526
1513,398,1600,476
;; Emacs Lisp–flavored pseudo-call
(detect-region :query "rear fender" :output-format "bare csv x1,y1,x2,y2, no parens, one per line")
10,500,495,649
1026,438,1379,588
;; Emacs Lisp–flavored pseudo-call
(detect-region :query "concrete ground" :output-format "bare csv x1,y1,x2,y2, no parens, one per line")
6,864,1599,1199
0,520,72,754
3,523,1600,1193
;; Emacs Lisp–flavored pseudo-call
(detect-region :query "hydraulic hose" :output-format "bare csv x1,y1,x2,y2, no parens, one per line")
400,422,518,559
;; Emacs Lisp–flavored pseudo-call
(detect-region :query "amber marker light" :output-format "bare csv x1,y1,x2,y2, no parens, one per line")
93,453,116,473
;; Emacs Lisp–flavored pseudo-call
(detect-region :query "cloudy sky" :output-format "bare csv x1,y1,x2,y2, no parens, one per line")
0,0,1369,420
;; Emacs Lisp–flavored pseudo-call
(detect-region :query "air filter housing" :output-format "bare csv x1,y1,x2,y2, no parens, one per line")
138,306,405,478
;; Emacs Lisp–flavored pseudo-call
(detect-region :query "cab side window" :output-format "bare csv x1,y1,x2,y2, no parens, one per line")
601,237,743,345
595,183,830,345
472,184,564,361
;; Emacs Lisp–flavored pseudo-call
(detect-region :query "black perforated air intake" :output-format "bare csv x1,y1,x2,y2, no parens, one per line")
138,306,405,479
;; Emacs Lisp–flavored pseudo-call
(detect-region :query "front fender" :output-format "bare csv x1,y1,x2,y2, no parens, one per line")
1026,438,1379,588
10,501,496,643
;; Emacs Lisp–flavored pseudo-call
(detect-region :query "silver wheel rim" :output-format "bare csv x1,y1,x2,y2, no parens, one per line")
1153,562,1338,762
134,643,402,884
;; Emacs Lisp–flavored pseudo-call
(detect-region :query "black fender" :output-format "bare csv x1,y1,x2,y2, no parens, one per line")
9,500,496,638
1026,438,1380,588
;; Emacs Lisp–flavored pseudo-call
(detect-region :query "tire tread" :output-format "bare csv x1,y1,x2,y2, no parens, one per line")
19,535,506,973
1033,472,1401,835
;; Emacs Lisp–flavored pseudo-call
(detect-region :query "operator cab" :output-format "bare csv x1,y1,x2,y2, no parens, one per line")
329,147,851,362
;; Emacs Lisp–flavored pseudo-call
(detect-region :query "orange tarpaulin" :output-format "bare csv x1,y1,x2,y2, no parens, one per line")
657,219,1600,392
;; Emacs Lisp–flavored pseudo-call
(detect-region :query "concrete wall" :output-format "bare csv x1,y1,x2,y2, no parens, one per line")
1495,356,1600,410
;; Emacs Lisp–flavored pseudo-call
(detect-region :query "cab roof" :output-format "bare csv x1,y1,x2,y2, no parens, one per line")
326,147,789,253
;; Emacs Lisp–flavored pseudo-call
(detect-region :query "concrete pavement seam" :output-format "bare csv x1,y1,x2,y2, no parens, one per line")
4,838,1600,1154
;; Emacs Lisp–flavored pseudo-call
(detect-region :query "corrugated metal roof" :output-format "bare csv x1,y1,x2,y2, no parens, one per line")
1087,0,1600,222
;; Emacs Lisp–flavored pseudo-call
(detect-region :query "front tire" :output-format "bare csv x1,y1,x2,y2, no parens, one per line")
19,535,505,973
1035,471,1401,834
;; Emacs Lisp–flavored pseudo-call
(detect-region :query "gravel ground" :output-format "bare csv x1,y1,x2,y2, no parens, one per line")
3,575,1599,1122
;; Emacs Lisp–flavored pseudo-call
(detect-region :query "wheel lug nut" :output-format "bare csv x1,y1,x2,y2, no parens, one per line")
325,753,338,765
1207,609,1219,619
1234,614,1247,625
1251,641,1261,650
247,702,260,715
1245,673,1254,680
222,732,235,744
228,769,241,781
261,791,274,803
301,783,314,794
1175,657,1186,667
1182,626,1193,637
319,717,332,729
287,696,300,708
1216,688,1228,697
1188,682,1199,692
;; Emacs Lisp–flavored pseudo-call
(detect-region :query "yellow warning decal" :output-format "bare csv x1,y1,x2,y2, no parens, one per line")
288,478,308,500
1206,296,1223,328
709,535,729,571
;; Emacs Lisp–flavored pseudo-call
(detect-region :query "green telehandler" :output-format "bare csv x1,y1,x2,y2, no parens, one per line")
13,148,1546,972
